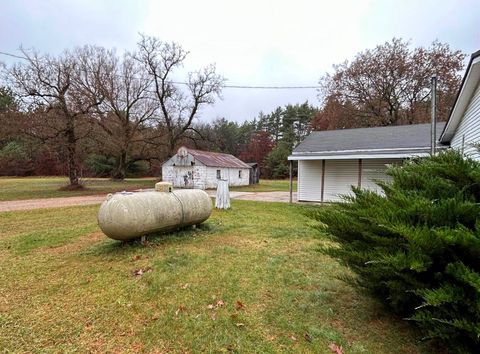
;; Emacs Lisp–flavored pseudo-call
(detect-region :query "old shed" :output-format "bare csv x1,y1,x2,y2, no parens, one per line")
162,147,251,189
247,162,260,184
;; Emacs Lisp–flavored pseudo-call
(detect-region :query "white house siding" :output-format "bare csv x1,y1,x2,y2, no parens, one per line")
297,158,402,202
323,160,358,202
451,82,480,160
298,160,322,201
361,159,400,193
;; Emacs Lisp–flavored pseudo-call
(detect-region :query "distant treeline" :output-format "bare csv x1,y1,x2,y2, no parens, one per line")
0,38,465,186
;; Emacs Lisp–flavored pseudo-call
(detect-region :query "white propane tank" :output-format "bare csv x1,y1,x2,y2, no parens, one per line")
97,189,212,241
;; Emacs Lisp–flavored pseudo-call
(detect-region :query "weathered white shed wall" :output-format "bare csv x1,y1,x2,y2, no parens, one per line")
163,164,249,189
451,82,480,160
162,165,174,184
204,167,250,189
298,160,322,201
162,165,207,189
227,167,250,187
162,150,250,189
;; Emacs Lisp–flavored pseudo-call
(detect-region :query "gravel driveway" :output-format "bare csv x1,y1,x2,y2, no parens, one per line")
0,191,297,212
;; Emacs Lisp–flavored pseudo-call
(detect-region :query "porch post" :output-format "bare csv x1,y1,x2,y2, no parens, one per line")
358,159,362,188
289,160,293,204
321,160,325,203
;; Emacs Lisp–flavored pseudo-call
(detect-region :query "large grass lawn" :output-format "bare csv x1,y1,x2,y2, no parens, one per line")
0,177,158,201
0,177,295,201
230,179,297,192
0,200,427,353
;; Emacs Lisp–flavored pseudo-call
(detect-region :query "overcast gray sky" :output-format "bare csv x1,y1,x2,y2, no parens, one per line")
1,0,479,122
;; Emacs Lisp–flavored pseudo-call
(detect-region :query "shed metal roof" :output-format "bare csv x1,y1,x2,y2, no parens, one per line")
187,148,251,169
290,122,446,159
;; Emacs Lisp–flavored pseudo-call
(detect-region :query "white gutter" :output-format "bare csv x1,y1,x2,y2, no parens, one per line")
291,146,431,155
288,152,430,161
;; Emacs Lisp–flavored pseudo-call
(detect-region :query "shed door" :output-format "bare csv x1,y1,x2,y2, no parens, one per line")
323,160,358,202
174,167,194,188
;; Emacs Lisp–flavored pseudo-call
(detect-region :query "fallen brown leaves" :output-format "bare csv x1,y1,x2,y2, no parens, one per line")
235,300,245,310
132,267,152,277
329,343,344,354
175,306,187,316
207,299,226,310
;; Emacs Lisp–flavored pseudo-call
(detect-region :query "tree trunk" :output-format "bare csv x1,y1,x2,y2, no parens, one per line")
168,135,176,157
112,150,127,180
112,121,130,180
65,120,80,188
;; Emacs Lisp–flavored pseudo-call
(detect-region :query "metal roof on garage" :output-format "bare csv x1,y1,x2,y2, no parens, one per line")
289,122,447,160
187,148,251,169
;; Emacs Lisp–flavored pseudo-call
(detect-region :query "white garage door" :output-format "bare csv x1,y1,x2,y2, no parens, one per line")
323,160,358,202
298,160,322,202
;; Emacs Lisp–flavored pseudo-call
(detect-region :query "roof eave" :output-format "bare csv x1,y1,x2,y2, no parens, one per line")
288,152,430,160
288,145,449,160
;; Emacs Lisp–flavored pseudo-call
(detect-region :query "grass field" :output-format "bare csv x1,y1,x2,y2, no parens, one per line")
0,200,427,353
230,179,296,192
0,177,158,201
0,177,294,201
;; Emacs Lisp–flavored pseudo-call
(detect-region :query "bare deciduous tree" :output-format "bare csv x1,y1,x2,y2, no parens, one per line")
315,39,465,130
84,48,157,179
6,47,104,188
136,34,225,156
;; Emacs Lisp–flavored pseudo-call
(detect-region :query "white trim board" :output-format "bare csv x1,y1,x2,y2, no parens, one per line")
289,153,429,160
441,56,480,143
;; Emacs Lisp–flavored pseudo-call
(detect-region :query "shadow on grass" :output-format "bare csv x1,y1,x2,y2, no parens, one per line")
84,222,217,256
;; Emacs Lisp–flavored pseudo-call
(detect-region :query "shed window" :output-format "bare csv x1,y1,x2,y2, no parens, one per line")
216,170,221,179
239,170,242,178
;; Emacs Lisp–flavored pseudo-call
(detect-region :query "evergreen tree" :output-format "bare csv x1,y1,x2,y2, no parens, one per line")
313,150,480,353
212,118,240,155
281,102,318,149
264,142,290,178
267,107,283,143
0,86,17,112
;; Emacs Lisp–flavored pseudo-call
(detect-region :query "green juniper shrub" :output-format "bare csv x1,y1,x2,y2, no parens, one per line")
312,150,480,353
